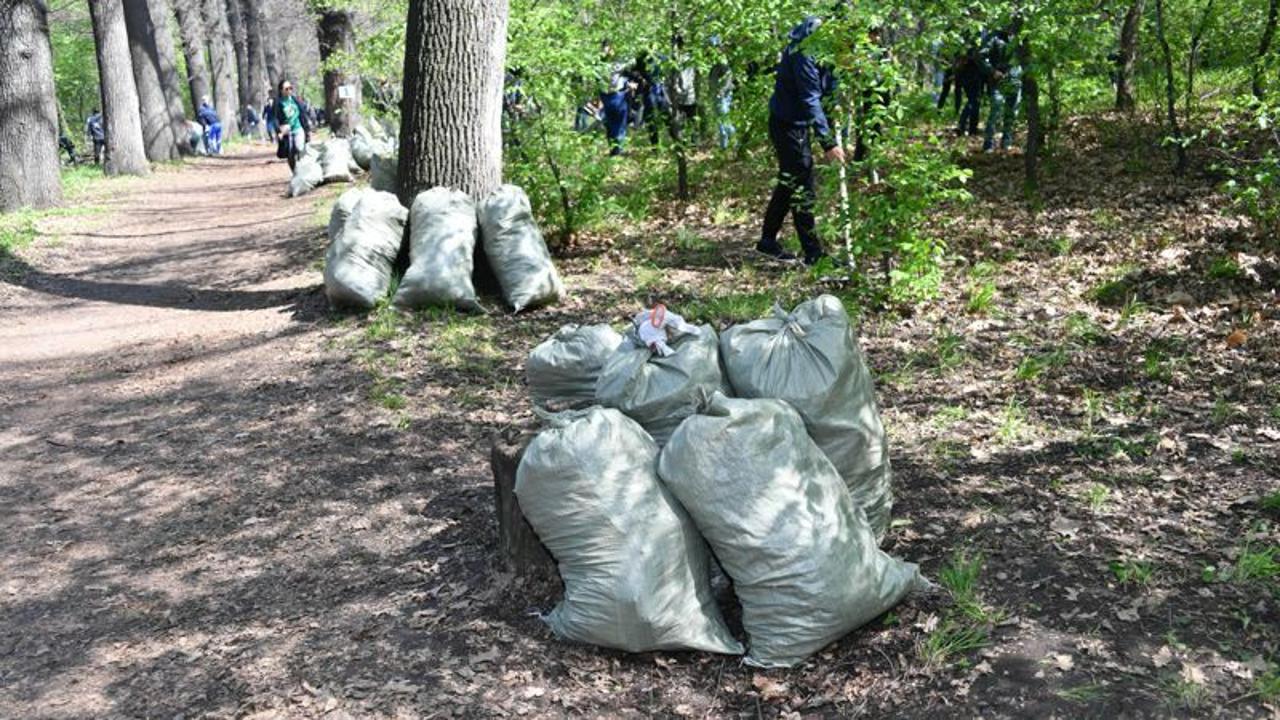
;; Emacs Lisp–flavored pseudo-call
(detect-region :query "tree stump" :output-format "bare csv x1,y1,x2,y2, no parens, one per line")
491,430,556,579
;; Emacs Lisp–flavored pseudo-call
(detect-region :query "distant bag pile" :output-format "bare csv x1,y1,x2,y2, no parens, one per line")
287,122,395,198
515,296,917,667
321,183,564,313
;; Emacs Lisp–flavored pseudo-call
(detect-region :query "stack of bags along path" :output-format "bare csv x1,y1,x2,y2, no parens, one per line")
288,120,395,198
516,297,925,667
322,183,562,313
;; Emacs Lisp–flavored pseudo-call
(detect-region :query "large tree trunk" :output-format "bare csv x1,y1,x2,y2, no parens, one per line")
224,0,251,112
1115,0,1145,112
88,0,150,176
0,0,63,211
262,25,283,91
149,0,195,152
1254,0,1278,98
240,0,268,110
203,0,238,134
123,0,185,160
397,0,509,204
172,0,210,109
318,9,360,137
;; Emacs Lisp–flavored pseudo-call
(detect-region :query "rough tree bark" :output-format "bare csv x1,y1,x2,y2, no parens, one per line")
203,0,239,134
490,432,555,579
397,0,509,204
239,0,267,110
88,0,150,176
1115,0,1145,112
224,0,251,111
1254,0,1278,98
172,0,210,108
0,0,63,211
260,10,283,91
123,0,186,160
318,9,360,137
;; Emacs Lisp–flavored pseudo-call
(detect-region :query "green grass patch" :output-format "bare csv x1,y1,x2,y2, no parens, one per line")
916,618,989,669
1056,683,1108,704
682,291,775,325
1110,558,1155,587
1207,255,1243,280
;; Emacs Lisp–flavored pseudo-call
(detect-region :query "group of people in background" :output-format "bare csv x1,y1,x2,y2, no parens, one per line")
935,26,1022,153
572,37,735,157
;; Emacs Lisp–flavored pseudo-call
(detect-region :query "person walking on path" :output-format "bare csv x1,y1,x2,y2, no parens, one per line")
979,27,1021,152
85,109,105,165
264,92,278,142
273,80,311,171
196,97,223,155
757,16,843,266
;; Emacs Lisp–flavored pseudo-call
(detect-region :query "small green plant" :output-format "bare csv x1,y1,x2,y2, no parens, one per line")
1160,674,1209,712
1089,278,1134,307
996,397,1026,444
1110,558,1155,587
1084,482,1112,513
1232,543,1279,583
939,549,993,622
1207,255,1243,280
1256,665,1280,702
1081,389,1103,436
1117,295,1149,328
1261,493,1280,512
1051,235,1075,256
1064,312,1107,345
934,332,966,371
1056,683,1107,704
1016,347,1069,381
965,280,997,315
916,618,989,669
1211,396,1235,425
682,290,776,325
932,405,969,427
673,225,715,254
1142,347,1172,382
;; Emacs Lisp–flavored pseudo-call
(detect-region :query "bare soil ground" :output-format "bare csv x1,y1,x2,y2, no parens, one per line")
1,128,1277,719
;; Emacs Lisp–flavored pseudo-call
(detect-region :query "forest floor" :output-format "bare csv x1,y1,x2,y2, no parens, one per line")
1,121,1278,720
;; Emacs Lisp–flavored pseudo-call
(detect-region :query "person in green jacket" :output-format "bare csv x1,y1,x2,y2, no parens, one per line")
273,79,312,170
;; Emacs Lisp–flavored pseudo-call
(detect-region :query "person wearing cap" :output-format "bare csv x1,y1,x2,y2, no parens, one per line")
757,16,843,266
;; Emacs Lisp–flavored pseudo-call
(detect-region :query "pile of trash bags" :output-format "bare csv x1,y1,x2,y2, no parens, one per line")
289,122,395,198
323,183,562,313
516,296,920,667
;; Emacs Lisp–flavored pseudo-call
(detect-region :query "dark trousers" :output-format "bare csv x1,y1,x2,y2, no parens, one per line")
958,81,983,135
601,91,629,155
761,116,823,261
92,139,105,164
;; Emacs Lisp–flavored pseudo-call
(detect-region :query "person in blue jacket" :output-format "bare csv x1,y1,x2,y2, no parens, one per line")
196,97,222,155
758,16,844,265
599,40,635,156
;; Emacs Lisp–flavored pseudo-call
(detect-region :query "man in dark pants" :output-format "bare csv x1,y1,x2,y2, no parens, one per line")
758,16,844,265
85,109,105,165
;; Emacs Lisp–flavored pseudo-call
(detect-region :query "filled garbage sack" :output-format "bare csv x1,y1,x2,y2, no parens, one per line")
327,187,373,246
594,311,726,447
288,152,324,198
371,149,398,193
477,184,563,312
658,393,924,668
393,187,480,311
516,408,743,655
350,129,373,171
323,191,407,310
320,139,354,184
720,295,893,542
526,324,625,411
